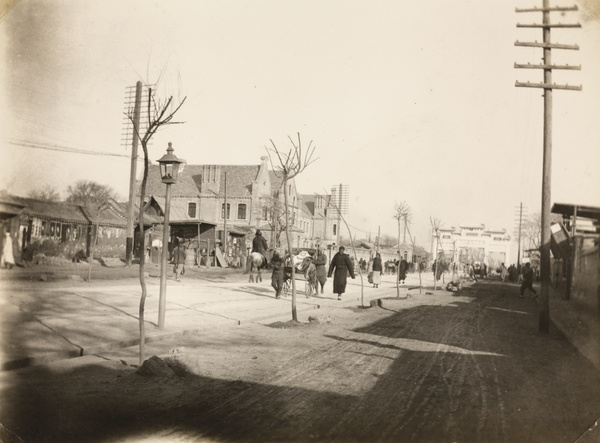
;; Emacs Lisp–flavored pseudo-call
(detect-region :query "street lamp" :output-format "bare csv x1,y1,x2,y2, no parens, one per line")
157,142,183,329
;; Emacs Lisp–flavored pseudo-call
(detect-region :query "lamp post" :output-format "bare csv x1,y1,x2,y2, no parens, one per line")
157,142,183,329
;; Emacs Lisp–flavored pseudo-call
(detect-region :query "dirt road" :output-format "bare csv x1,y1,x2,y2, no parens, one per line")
1,278,600,442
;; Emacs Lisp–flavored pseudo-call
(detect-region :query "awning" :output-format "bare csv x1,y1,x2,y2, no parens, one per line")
552,203,600,221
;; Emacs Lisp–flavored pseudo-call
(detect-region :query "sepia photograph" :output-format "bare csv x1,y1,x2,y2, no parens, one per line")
0,1,599,442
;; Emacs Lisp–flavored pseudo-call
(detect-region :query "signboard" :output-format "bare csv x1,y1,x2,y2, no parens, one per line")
550,222,571,260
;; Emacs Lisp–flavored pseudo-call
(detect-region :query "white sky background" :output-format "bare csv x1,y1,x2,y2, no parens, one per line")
0,0,598,247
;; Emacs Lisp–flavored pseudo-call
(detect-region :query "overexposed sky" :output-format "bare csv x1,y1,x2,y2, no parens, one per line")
1,0,598,245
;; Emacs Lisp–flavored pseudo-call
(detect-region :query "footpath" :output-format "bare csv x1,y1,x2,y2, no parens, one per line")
0,265,598,375
0,266,420,371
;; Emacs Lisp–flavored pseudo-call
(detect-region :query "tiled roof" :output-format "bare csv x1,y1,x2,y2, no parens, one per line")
141,164,261,198
11,196,155,227
14,197,90,224
142,164,201,198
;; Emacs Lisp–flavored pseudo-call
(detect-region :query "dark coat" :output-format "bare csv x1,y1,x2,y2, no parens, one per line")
328,252,355,294
252,234,268,254
174,246,186,265
313,251,328,285
372,257,383,272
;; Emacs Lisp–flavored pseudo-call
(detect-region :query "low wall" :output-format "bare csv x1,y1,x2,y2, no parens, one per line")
572,238,599,315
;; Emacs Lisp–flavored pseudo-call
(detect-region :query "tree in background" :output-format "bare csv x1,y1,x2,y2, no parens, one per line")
258,195,287,249
393,201,413,297
266,133,316,322
28,188,61,202
65,180,119,207
126,83,186,365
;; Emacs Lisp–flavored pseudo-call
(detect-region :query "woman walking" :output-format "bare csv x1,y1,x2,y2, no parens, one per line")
371,253,383,288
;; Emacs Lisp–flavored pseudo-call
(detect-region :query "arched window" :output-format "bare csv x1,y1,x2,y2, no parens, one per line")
333,224,337,236
237,203,247,220
262,206,269,220
188,202,197,218
221,203,230,219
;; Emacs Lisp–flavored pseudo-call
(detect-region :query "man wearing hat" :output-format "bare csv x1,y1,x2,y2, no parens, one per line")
252,230,269,267
328,246,355,300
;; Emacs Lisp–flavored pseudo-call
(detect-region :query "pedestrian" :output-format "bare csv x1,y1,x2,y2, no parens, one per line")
520,262,538,299
1,232,15,269
252,230,269,267
371,253,383,288
398,257,408,284
313,245,328,294
500,263,508,283
173,239,186,281
270,251,285,299
328,246,355,300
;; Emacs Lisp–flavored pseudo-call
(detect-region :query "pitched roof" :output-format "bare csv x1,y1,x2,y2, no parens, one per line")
141,164,261,198
13,197,90,224
0,192,25,216
11,196,155,227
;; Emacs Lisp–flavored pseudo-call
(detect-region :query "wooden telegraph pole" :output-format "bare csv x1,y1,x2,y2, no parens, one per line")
125,81,142,266
515,1,581,333
514,203,526,272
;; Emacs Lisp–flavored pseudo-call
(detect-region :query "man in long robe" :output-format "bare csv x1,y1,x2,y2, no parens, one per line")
328,246,355,300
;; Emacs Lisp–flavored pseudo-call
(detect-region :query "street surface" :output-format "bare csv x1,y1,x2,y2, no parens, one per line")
1,268,599,442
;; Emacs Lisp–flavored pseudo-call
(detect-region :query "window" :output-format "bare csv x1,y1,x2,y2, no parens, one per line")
262,206,269,221
333,224,337,236
237,204,247,220
188,202,197,218
221,203,231,219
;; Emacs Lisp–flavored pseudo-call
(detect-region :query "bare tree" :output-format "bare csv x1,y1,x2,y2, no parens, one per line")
393,201,413,297
430,217,449,290
65,180,119,206
327,192,366,307
266,133,317,322
28,188,61,202
87,201,110,282
259,195,287,248
126,84,186,364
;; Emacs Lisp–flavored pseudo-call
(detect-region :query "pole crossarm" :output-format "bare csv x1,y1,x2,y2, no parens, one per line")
515,81,582,91
515,41,579,50
514,63,581,70
516,6,578,12
517,23,581,28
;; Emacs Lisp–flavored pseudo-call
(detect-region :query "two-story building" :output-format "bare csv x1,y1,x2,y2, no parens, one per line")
141,156,307,265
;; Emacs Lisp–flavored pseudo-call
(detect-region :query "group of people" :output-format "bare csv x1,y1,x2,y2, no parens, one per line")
500,261,537,298
250,231,357,301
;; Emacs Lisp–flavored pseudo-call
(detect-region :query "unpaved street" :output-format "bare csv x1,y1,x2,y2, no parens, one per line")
1,278,600,442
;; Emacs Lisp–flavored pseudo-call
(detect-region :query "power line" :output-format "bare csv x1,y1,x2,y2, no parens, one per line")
9,140,140,160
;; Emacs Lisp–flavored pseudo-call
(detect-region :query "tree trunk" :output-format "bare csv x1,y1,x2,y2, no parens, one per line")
397,218,401,297
283,178,297,321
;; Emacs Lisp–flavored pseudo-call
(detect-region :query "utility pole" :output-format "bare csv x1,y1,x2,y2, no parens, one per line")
515,1,581,333
125,81,142,266
223,172,228,259
514,203,527,271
